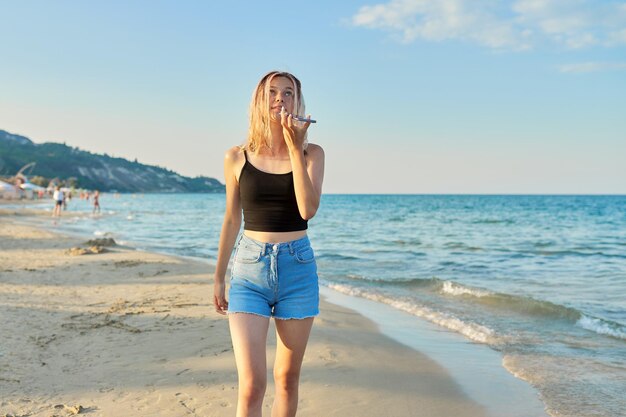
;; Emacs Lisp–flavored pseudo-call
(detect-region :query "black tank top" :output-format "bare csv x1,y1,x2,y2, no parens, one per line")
239,150,308,232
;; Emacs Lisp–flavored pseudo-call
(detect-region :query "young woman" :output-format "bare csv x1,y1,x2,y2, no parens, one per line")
213,71,325,417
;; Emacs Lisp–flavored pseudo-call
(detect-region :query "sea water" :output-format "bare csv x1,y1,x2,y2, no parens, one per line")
27,193,626,417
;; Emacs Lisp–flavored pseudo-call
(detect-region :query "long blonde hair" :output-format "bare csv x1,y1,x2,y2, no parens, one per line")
245,71,307,153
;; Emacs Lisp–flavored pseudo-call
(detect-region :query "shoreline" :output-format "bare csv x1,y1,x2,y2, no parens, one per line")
1,209,492,417
321,288,548,417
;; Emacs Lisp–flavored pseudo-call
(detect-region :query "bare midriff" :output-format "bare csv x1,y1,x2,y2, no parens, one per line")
243,229,307,244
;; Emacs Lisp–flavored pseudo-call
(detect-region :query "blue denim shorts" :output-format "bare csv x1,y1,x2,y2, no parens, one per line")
227,234,319,320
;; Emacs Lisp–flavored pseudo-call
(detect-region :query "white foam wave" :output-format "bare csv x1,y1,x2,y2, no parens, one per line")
576,315,626,340
327,283,497,344
93,230,113,237
441,281,492,298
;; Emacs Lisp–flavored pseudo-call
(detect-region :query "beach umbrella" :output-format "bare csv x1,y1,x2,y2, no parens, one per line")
0,180,15,191
20,182,46,191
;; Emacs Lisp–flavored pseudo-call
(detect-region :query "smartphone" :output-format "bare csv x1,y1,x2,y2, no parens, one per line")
292,115,317,123
281,106,317,123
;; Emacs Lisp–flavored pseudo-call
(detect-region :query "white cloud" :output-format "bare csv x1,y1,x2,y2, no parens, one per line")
352,0,529,49
351,0,626,50
559,61,626,73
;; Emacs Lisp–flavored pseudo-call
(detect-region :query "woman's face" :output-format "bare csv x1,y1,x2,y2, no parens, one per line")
268,76,295,121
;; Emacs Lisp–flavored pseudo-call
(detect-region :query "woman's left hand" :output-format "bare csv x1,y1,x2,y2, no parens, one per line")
280,107,311,153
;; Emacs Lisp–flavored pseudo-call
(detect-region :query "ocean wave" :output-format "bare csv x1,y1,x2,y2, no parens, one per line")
333,275,624,342
340,274,440,288
460,290,625,337
316,253,360,261
93,230,114,237
391,238,422,246
440,281,493,298
360,248,427,257
472,292,582,321
332,274,595,325
423,278,584,322
437,280,581,325
326,283,498,344
529,249,626,259
471,219,515,225
443,242,484,251
532,240,556,248
576,315,626,340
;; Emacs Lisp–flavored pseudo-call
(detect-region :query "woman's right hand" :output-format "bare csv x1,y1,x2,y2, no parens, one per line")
213,278,228,315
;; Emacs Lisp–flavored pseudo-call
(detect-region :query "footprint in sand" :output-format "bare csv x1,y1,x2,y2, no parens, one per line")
175,392,199,415
318,346,338,362
317,345,347,370
114,260,145,268
53,403,94,415
134,391,161,411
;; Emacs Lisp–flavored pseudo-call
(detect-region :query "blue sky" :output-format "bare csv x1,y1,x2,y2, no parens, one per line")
1,0,624,193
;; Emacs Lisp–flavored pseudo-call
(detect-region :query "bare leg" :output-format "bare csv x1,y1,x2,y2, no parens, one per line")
229,313,271,417
271,317,314,417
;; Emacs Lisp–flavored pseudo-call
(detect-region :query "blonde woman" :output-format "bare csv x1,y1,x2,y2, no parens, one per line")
213,71,325,417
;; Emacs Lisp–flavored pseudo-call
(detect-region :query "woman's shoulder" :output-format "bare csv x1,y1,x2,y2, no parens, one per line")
224,145,245,163
306,143,325,160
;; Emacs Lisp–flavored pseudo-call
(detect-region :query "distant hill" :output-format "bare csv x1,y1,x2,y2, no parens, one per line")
0,129,224,193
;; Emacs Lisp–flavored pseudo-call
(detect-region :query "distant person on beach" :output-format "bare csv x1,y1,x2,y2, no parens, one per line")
15,178,24,199
213,71,324,417
93,190,100,214
52,186,64,217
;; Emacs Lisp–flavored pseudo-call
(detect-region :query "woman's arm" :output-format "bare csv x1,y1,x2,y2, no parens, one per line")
281,111,325,220
213,147,243,315
289,143,325,220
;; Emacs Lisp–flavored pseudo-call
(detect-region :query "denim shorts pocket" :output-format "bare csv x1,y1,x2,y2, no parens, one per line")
295,247,315,264
236,245,262,264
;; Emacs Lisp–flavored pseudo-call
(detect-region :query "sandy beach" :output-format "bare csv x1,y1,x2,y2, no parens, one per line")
0,207,489,417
